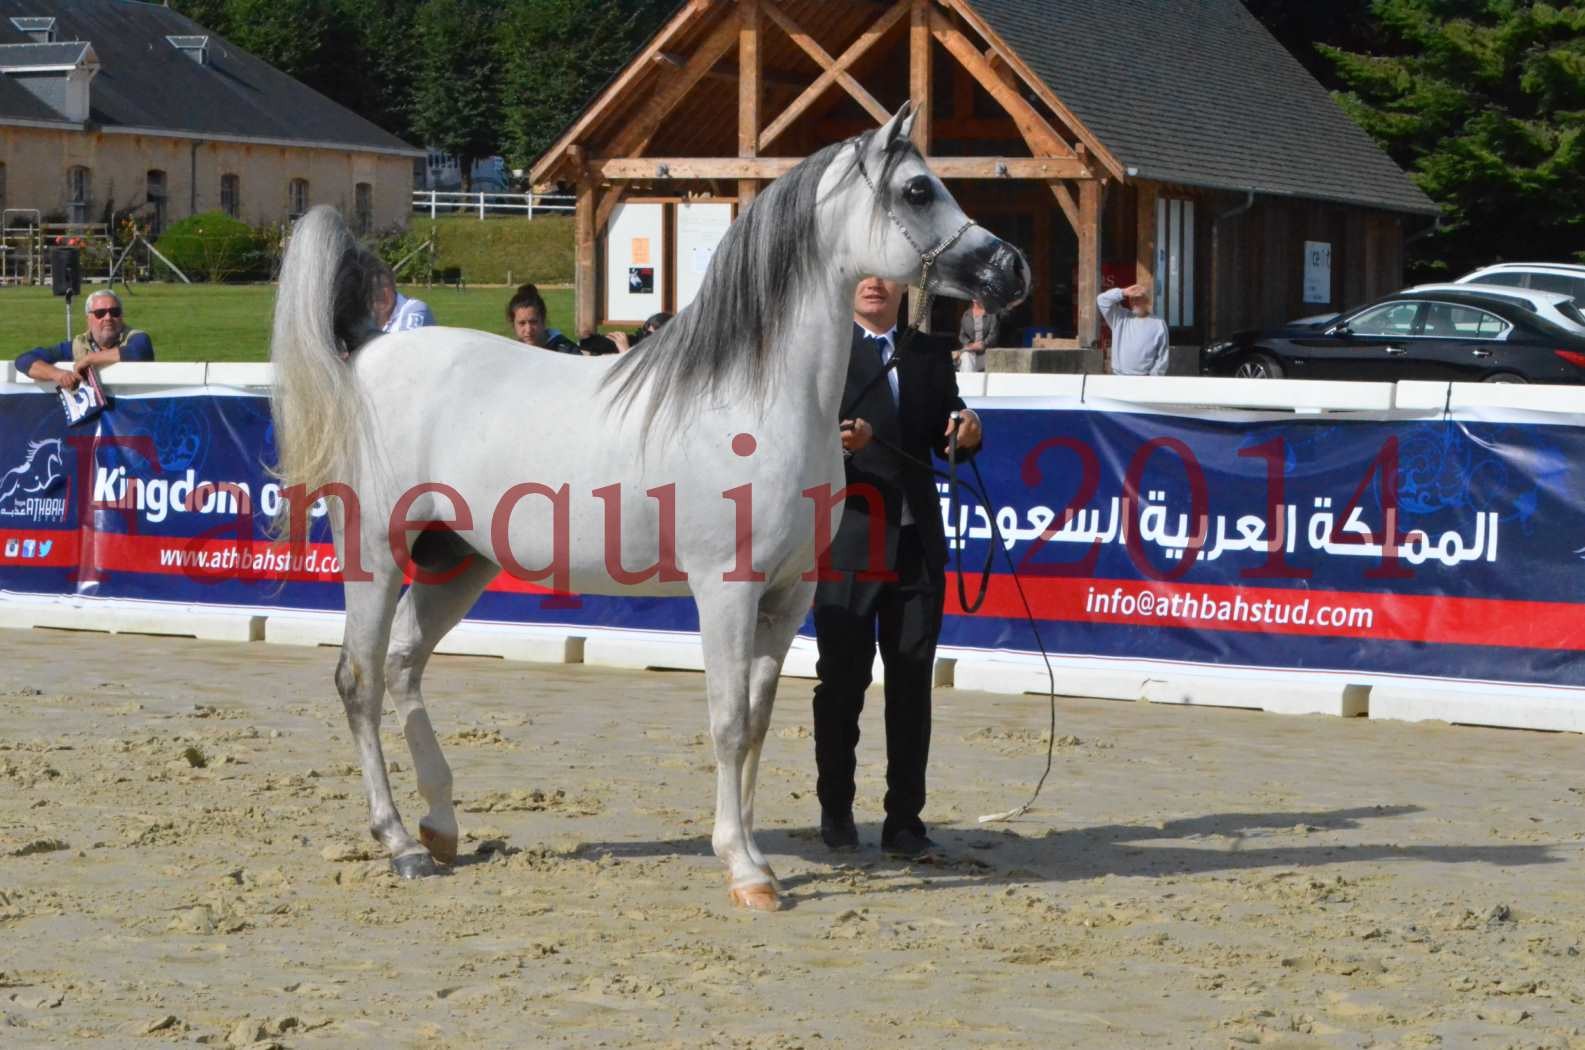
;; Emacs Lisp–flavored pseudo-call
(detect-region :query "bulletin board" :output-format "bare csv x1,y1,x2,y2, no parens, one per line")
674,202,735,312
605,202,666,323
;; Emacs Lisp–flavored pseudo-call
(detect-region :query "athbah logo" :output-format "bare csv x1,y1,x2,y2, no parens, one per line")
0,439,68,523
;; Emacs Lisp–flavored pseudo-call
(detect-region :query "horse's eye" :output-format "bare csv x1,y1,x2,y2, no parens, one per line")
902,177,933,208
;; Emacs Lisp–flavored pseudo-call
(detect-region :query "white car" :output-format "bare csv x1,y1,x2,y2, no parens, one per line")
1407,282,1585,334
1454,262,1585,309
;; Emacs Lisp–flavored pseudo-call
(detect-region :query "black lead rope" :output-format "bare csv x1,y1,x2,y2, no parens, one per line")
838,323,1060,824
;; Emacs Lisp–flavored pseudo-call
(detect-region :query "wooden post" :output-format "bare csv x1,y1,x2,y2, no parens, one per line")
1077,178,1101,348
575,176,597,337
909,0,932,152
738,0,760,209
1135,181,1157,292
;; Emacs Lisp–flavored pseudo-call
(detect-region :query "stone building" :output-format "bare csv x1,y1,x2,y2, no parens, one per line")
0,0,419,238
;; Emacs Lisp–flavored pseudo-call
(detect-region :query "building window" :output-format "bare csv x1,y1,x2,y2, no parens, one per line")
1153,197,1196,328
288,178,309,218
66,165,90,224
146,169,167,235
220,174,240,219
354,182,373,235
0,162,6,216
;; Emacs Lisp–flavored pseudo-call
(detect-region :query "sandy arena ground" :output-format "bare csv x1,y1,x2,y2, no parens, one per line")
0,628,1582,1048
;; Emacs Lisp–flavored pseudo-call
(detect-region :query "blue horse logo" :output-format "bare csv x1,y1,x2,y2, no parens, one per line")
0,439,65,516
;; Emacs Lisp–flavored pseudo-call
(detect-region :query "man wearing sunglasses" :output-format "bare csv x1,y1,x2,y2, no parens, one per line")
15,290,155,390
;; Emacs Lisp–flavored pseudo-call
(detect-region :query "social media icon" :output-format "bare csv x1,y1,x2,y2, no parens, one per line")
38,540,53,558
20,539,36,558
3,539,17,558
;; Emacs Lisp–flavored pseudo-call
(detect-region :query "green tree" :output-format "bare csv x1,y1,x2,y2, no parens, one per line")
496,0,673,173
333,0,426,143
1242,0,1379,84
171,0,233,36
1321,0,1585,277
214,0,332,83
409,0,504,189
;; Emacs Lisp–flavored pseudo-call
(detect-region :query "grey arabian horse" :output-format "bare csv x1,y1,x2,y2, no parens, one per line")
268,104,1028,910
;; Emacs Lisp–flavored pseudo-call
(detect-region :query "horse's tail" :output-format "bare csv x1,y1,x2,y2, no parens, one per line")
268,205,379,537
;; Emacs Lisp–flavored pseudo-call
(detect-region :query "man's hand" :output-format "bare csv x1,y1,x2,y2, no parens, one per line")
608,331,631,353
946,408,982,451
54,365,82,390
840,418,873,452
1122,283,1147,300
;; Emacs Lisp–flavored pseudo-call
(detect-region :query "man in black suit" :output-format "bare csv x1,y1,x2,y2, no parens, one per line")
814,276,982,859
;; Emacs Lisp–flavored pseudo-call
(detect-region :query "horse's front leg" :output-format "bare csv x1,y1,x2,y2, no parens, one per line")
739,580,815,890
696,581,779,911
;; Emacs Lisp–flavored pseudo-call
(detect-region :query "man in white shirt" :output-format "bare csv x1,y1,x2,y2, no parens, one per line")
1098,283,1169,375
372,266,435,334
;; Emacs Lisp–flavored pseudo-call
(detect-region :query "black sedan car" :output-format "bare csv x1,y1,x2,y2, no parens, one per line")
1201,289,1585,384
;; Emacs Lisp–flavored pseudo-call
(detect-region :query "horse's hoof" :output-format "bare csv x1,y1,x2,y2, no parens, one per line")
391,852,443,879
419,821,458,865
723,864,779,889
728,881,781,912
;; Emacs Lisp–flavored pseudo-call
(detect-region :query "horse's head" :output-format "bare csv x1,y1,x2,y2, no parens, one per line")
832,103,1030,313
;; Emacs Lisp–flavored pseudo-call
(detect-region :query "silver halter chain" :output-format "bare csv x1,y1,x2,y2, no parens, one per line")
855,151,977,330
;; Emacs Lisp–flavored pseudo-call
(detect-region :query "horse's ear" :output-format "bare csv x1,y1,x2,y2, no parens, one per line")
882,101,914,147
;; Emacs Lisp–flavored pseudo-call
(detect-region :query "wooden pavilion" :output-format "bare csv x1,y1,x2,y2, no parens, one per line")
531,0,1440,349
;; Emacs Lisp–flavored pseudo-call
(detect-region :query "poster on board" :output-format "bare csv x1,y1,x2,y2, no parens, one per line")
1303,241,1333,304
605,203,666,322
674,202,735,312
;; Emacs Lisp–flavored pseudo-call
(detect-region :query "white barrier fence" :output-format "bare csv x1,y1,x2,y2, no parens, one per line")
411,191,575,220
5,365,1584,734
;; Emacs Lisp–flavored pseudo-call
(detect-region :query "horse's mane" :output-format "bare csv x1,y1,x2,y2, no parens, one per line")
603,129,921,433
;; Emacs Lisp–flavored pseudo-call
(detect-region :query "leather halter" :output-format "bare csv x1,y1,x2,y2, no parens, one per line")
854,149,976,328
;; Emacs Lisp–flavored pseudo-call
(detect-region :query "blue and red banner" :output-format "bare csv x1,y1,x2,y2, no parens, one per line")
0,387,1579,688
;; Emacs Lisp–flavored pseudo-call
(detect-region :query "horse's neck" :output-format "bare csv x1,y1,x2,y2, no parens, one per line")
765,265,860,430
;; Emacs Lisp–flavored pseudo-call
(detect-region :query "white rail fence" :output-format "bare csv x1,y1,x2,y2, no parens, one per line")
411,191,575,220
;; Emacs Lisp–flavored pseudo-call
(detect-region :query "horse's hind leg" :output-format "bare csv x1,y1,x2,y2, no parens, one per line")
695,583,778,911
338,570,436,878
740,580,815,887
385,556,498,866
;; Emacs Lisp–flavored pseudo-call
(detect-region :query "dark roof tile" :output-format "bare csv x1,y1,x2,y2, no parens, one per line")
964,0,1438,215
0,0,418,155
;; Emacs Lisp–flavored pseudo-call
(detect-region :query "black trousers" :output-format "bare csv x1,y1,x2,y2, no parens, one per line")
812,526,945,841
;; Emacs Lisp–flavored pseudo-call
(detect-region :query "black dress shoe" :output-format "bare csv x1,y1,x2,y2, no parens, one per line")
820,811,859,851
881,828,937,859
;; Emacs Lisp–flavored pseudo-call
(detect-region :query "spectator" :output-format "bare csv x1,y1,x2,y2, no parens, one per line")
955,299,1002,373
507,283,578,353
607,311,674,353
1098,283,1169,376
372,262,434,333
15,290,154,389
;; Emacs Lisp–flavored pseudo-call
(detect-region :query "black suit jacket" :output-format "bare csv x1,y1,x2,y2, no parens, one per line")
822,324,974,585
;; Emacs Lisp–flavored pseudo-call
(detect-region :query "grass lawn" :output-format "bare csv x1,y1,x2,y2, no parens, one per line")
425,214,574,285
0,283,575,363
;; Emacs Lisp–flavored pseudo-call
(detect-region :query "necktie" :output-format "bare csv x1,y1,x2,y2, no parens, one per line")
863,333,888,364
863,333,898,404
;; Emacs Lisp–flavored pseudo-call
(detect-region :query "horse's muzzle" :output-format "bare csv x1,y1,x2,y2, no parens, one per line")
973,241,1031,313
